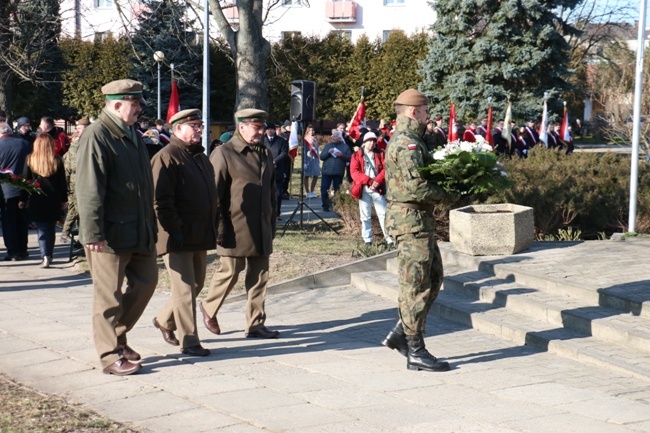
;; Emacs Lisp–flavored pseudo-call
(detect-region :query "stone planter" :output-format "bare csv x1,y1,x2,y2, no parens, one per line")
449,203,534,256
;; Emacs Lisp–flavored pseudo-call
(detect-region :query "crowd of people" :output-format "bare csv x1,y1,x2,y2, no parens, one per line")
2,76,583,377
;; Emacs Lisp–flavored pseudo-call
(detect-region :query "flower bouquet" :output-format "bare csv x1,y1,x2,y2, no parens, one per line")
0,168,42,195
418,136,509,196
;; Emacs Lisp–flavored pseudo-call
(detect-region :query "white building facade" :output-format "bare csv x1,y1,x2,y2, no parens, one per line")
60,0,436,43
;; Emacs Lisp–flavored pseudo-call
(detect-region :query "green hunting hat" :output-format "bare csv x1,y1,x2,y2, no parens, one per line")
101,79,146,104
170,108,202,126
235,108,268,124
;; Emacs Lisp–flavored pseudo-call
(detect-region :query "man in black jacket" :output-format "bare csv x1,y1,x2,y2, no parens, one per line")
262,123,288,220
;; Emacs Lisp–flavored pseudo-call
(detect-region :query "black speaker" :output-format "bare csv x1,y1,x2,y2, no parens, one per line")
290,80,316,122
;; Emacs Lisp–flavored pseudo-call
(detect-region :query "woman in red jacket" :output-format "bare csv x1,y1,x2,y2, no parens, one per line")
350,132,393,247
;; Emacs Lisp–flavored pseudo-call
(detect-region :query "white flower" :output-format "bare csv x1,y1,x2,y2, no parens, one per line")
460,141,474,152
433,150,447,160
500,171,507,177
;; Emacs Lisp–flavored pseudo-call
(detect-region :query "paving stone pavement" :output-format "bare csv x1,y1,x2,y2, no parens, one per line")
1,234,650,432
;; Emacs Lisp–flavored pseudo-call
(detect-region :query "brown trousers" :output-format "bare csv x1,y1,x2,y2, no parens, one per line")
86,249,158,368
203,256,269,334
156,251,207,348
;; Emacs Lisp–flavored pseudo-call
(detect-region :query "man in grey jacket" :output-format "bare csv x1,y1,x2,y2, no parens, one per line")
76,79,157,376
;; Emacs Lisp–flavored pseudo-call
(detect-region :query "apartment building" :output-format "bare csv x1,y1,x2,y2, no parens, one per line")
60,0,436,43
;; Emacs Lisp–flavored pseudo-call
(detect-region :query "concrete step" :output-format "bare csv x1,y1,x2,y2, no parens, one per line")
443,269,650,355
351,269,650,381
388,244,650,321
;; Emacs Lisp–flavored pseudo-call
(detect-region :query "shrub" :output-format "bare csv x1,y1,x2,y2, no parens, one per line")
333,190,386,241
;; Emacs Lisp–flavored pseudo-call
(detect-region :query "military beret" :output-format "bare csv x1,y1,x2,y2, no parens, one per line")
76,118,91,126
101,79,146,104
435,115,443,121
394,89,428,106
169,108,202,126
235,108,268,123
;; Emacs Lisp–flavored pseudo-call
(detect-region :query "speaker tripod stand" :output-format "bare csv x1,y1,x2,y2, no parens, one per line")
281,122,339,236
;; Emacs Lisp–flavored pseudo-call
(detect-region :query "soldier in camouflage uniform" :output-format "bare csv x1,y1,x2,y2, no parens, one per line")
61,118,90,243
381,89,451,372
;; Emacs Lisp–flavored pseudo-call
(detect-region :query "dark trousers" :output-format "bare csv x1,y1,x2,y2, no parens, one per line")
320,174,343,210
33,221,56,259
275,179,283,217
1,197,29,258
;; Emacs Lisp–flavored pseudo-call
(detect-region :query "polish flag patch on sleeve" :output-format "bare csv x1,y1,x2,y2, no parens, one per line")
407,143,417,150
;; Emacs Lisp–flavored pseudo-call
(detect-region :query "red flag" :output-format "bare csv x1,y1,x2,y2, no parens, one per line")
486,105,494,147
348,97,366,140
449,103,458,142
560,104,571,142
166,81,180,124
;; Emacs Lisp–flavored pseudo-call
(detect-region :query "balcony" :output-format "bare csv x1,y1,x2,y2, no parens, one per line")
325,1,356,23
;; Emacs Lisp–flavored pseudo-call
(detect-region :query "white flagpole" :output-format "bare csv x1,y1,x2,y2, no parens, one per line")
203,0,211,155
628,0,647,233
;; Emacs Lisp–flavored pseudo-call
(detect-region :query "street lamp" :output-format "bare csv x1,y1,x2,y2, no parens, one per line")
153,51,165,120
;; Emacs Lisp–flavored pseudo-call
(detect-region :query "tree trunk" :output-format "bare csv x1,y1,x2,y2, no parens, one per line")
0,71,14,118
207,0,270,113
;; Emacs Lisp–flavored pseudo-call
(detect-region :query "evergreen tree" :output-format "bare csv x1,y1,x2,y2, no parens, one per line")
367,31,428,121
130,0,202,120
419,0,581,122
60,36,132,118
0,0,64,118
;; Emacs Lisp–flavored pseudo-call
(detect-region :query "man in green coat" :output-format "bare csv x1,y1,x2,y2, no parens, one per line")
76,79,158,376
381,88,451,372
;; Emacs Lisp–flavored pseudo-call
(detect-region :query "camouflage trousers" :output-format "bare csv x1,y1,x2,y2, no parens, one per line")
396,231,443,335
61,196,78,237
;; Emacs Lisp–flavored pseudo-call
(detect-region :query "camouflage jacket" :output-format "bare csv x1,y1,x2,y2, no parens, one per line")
384,114,446,236
63,137,79,196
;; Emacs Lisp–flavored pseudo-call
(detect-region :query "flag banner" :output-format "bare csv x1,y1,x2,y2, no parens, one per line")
502,102,512,145
449,103,458,142
486,105,494,147
166,81,180,124
560,105,571,142
348,98,366,140
539,100,549,147
289,121,300,149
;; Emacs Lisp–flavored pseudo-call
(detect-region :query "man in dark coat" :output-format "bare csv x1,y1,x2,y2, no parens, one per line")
76,79,157,376
201,108,280,340
151,108,218,357
0,122,30,261
262,122,288,220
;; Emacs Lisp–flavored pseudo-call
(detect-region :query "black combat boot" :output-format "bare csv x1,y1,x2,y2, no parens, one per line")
405,334,450,372
381,320,408,357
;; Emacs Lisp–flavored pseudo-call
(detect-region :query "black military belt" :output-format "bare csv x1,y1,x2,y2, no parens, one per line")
391,202,434,212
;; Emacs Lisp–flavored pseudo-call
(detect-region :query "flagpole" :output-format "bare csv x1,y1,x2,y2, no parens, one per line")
202,0,211,155
628,0,647,233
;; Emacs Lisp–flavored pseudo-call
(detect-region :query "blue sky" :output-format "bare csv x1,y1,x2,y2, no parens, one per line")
592,0,646,22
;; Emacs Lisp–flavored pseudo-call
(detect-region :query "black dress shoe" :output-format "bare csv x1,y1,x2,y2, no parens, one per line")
119,344,141,361
4,255,17,262
152,318,180,346
181,345,211,356
103,358,141,376
246,326,280,339
199,302,221,335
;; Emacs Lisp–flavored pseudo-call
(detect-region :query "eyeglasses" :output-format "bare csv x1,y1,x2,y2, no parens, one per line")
182,123,204,131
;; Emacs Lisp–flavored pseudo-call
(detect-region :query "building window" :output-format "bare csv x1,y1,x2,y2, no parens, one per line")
281,31,302,39
384,0,405,4
95,0,113,8
382,30,393,43
95,31,112,41
282,0,302,6
332,30,352,41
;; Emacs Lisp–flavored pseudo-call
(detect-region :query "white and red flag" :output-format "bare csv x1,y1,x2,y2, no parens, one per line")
560,103,571,142
538,100,549,147
166,81,180,124
486,105,494,147
502,101,512,146
449,103,458,142
348,97,366,141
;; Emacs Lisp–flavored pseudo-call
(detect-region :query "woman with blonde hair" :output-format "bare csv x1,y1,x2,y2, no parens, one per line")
20,133,67,268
